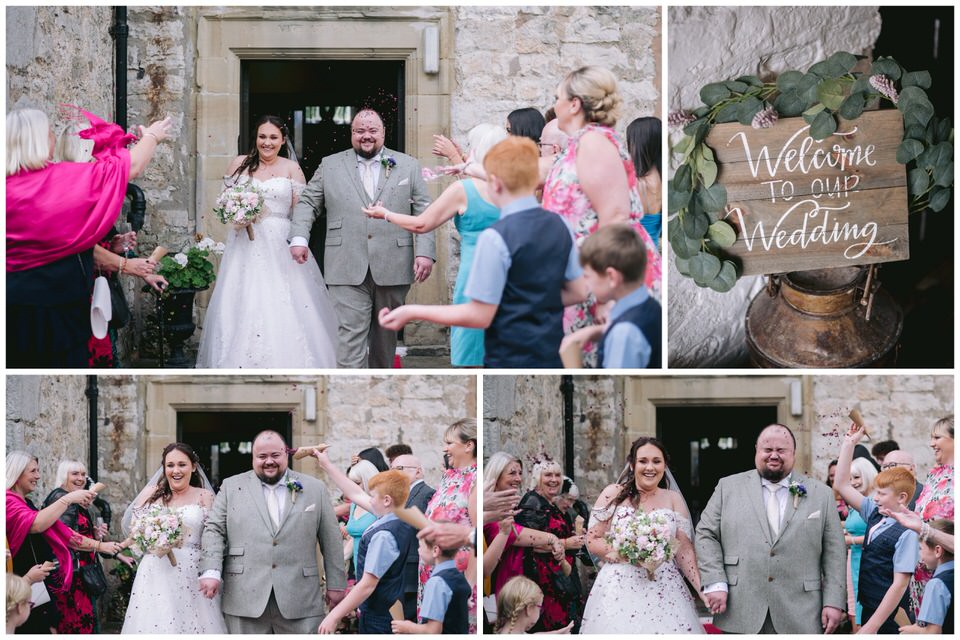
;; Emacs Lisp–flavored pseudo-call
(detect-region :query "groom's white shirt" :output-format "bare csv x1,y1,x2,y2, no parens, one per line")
703,473,792,594
201,474,290,582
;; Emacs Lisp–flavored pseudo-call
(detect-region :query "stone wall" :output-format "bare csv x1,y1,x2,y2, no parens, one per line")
667,6,882,367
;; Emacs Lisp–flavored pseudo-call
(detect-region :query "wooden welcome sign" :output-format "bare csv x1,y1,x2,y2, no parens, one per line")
707,110,909,275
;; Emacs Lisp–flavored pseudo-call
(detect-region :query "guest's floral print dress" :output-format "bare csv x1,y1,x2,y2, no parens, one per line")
909,463,953,616
419,463,477,633
542,123,662,367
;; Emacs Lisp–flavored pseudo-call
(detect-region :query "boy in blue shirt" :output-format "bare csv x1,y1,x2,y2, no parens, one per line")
315,451,416,635
835,424,919,634
559,223,661,368
391,533,470,634
378,136,587,367
900,518,953,634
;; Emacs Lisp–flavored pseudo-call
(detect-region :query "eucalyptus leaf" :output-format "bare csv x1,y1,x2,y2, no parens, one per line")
803,103,826,118
934,117,952,144
723,80,749,94
898,86,927,109
715,102,740,123
827,51,859,75
852,75,872,94
807,60,834,78
902,70,932,89
668,187,692,212
774,89,806,117
674,163,693,192
903,100,935,130
909,167,930,195
692,106,710,118
668,218,701,259
809,111,837,140
929,187,951,212
698,183,728,213
689,251,723,285
933,162,954,188
871,57,901,80
736,75,763,87
707,220,737,248
896,139,925,164
838,93,865,120
776,70,803,92
675,255,691,277
904,124,928,142
701,82,732,106
682,208,709,238
684,118,709,144
707,260,739,293
817,78,847,111
672,134,693,155
737,96,763,125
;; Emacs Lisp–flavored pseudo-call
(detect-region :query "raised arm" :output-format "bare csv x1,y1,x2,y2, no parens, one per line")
31,489,97,534
129,116,173,179
364,180,467,234
311,449,374,513
834,424,867,513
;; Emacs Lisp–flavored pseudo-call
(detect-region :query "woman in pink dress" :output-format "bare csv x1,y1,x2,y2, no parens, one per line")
420,419,478,632
542,66,662,367
909,415,954,616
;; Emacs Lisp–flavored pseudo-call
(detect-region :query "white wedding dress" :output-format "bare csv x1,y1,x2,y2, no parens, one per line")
196,176,338,368
580,505,704,634
121,504,227,634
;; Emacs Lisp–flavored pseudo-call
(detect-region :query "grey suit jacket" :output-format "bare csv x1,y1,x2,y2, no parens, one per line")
695,470,847,634
402,481,436,593
289,148,436,287
200,470,347,620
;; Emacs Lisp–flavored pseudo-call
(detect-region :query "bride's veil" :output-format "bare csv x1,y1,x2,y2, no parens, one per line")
121,464,215,536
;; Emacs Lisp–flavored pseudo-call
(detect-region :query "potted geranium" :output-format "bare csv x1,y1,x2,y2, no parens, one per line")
149,237,224,366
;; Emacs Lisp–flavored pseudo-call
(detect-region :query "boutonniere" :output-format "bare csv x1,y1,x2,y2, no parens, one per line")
380,155,397,179
788,481,807,508
285,478,304,504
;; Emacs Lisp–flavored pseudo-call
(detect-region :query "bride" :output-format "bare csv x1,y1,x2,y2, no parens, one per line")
196,115,338,368
121,443,226,633
580,437,706,634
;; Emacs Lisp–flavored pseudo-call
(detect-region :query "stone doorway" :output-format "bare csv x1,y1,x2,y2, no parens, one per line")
177,411,293,491
657,405,778,526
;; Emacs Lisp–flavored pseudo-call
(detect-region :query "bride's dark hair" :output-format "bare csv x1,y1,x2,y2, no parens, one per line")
149,442,204,505
616,436,671,505
229,114,291,182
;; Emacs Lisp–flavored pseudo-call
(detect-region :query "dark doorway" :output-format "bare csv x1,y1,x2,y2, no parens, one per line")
241,59,406,266
873,7,954,367
177,412,293,491
657,405,778,526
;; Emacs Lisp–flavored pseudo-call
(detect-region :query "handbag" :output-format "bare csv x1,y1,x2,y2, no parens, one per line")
108,275,131,329
79,558,109,597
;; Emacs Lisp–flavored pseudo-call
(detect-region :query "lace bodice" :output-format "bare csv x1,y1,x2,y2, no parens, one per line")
589,503,693,540
131,503,207,550
225,176,306,220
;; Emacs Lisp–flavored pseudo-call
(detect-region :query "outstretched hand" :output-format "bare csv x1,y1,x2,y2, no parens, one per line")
844,423,867,445
363,202,390,220
378,306,411,331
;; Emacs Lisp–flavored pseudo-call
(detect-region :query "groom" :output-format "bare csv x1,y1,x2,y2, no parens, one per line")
695,424,846,634
199,430,346,634
289,109,436,368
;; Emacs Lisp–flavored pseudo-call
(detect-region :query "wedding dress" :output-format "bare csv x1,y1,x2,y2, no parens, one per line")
196,176,338,368
121,504,227,633
580,505,704,634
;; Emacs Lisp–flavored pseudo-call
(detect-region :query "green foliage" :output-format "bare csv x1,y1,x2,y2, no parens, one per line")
155,244,217,295
669,50,953,292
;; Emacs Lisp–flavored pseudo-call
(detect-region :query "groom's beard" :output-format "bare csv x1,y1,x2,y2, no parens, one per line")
355,144,381,160
759,467,788,482
256,470,283,485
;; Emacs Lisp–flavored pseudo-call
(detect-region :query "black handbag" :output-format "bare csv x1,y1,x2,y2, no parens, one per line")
108,275,131,329
79,558,108,597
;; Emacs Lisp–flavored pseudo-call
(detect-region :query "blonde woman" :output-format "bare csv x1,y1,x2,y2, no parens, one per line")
844,456,877,629
541,66,662,367
364,123,508,366
6,573,33,633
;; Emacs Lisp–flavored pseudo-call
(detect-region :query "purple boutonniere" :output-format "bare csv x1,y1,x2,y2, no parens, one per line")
789,481,807,508
381,155,397,179
285,478,304,504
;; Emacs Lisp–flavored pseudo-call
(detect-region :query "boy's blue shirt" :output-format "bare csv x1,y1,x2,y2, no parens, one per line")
602,285,653,368
464,195,581,306
361,512,402,578
918,560,954,626
419,558,459,622
858,496,920,572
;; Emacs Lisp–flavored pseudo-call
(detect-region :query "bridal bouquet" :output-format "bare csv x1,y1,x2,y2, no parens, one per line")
214,181,266,240
606,510,676,580
130,504,186,566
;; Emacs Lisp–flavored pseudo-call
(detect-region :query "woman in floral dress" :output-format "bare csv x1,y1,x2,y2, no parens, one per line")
909,415,954,616
514,458,585,632
543,65,662,368
420,419,478,632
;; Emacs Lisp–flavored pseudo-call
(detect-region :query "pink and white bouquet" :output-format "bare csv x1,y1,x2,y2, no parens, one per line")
130,504,186,566
606,509,676,580
214,181,265,240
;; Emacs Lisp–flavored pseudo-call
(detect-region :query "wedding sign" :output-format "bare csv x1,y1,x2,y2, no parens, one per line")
707,109,909,275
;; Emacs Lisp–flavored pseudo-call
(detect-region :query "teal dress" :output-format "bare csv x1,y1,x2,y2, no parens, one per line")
346,502,377,576
845,507,868,623
451,179,501,366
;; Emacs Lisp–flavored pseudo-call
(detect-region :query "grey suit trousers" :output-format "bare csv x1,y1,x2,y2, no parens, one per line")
329,268,409,368
224,590,322,634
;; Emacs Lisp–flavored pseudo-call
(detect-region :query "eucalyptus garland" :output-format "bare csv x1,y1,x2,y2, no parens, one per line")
668,51,954,292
